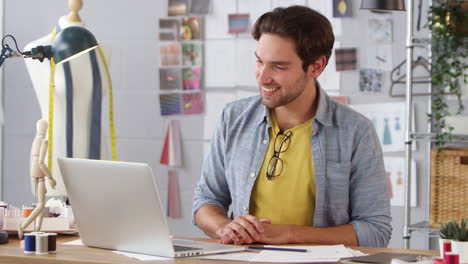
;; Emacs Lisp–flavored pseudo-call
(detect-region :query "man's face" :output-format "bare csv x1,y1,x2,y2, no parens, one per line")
255,33,310,109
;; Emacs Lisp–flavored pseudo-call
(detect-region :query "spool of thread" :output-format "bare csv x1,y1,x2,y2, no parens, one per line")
446,253,459,264
24,233,36,254
35,233,49,255
443,241,452,254
47,233,57,253
0,231,8,244
443,241,452,263
22,207,34,217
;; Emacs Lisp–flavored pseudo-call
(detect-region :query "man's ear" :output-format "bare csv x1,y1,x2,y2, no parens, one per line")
307,56,327,78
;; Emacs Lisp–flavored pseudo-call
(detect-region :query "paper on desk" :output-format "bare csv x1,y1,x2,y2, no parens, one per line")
250,245,355,263
112,250,171,261
196,251,258,261
62,239,84,246
195,245,366,263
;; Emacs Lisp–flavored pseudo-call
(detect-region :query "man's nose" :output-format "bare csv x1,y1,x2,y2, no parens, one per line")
257,67,272,84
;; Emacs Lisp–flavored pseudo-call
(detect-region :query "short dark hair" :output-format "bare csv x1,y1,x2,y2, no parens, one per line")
252,5,335,72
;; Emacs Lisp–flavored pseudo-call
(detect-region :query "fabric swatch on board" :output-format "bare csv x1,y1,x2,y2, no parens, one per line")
160,93,182,115
183,93,204,115
335,48,357,71
160,120,183,167
168,170,181,218
182,67,202,90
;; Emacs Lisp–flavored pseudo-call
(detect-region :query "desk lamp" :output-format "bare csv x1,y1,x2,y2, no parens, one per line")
361,0,405,11
361,0,417,249
0,26,98,238
0,26,98,66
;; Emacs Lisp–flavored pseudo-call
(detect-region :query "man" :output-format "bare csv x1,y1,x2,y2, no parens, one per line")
192,6,392,248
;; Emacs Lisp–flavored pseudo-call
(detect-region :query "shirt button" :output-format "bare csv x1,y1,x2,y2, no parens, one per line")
250,172,255,178
243,206,248,211
262,140,268,144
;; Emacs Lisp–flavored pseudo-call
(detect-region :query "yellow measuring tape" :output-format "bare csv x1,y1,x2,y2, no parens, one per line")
47,27,117,170
47,28,57,169
96,46,117,161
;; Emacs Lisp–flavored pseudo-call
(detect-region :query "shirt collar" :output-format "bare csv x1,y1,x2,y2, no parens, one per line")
314,81,333,127
255,80,333,127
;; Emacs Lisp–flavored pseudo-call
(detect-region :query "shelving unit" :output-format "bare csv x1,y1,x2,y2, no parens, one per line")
412,133,468,143
403,3,468,245
408,221,439,237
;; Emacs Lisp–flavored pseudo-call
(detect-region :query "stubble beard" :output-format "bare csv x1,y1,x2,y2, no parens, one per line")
260,78,307,109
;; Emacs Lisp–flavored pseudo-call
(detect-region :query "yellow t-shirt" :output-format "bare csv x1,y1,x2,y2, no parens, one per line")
249,112,316,225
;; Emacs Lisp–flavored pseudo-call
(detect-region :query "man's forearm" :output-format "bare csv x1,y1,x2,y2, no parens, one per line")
195,205,358,246
259,223,358,246
194,204,231,238
287,224,358,246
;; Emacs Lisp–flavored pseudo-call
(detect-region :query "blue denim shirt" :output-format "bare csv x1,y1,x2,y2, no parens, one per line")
192,85,392,247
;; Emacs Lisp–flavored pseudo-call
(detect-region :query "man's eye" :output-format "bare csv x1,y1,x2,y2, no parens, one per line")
275,66,287,70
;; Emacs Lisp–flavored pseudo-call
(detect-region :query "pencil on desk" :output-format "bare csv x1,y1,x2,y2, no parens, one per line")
248,246,308,252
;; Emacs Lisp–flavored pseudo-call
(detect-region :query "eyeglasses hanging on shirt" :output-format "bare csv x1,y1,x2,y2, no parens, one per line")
266,131,292,180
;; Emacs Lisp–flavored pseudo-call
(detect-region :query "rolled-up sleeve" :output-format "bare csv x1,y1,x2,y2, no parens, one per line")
192,108,232,225
349,120,392,247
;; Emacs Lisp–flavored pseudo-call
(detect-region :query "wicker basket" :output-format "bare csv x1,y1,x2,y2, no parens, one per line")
430,148,468,228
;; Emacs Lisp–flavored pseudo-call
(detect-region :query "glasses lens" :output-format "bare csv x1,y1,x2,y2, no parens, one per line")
266,156,283,180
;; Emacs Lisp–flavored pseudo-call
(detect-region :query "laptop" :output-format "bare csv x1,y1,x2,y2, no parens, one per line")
57,157,244,257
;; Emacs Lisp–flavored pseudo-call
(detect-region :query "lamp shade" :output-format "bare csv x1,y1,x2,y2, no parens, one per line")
360,0,405,11
52,26,98,64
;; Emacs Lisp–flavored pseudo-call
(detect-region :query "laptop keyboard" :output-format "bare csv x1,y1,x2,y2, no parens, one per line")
173,245,202,252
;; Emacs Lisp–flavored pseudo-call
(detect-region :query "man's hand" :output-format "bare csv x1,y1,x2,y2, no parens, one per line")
218,214,271,244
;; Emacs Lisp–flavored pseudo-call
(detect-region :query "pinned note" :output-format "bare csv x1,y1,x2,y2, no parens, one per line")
160,120,182,167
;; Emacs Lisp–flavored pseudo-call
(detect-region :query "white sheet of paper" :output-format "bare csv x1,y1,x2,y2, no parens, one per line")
112,250,171,261
349,102,416,152
195,245,365,263
62,239,84,246
196,251,257,261
249,245,358,263
204,0,235,39
318,41,341,92
368,18,393,43
205,40,236,87
203,91,237,140
367,45,393,71
251,253,339,263
384,157,417,207
168,120,182,167
235,39,258,87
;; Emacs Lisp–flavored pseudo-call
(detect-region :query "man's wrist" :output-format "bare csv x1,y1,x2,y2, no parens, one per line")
214,219,232,238
286,225,294,244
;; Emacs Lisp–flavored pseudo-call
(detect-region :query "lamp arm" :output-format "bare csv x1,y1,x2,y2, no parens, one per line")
1,34,54,65
22,45,53,62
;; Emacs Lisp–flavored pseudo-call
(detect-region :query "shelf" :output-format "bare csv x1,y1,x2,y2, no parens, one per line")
412,37,432,47
411,132,468,143
408,221,440,237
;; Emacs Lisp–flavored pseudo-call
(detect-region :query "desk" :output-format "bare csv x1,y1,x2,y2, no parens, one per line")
0,235,438,264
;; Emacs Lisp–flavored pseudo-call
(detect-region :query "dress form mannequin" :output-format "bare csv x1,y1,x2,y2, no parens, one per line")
24,0,111,197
